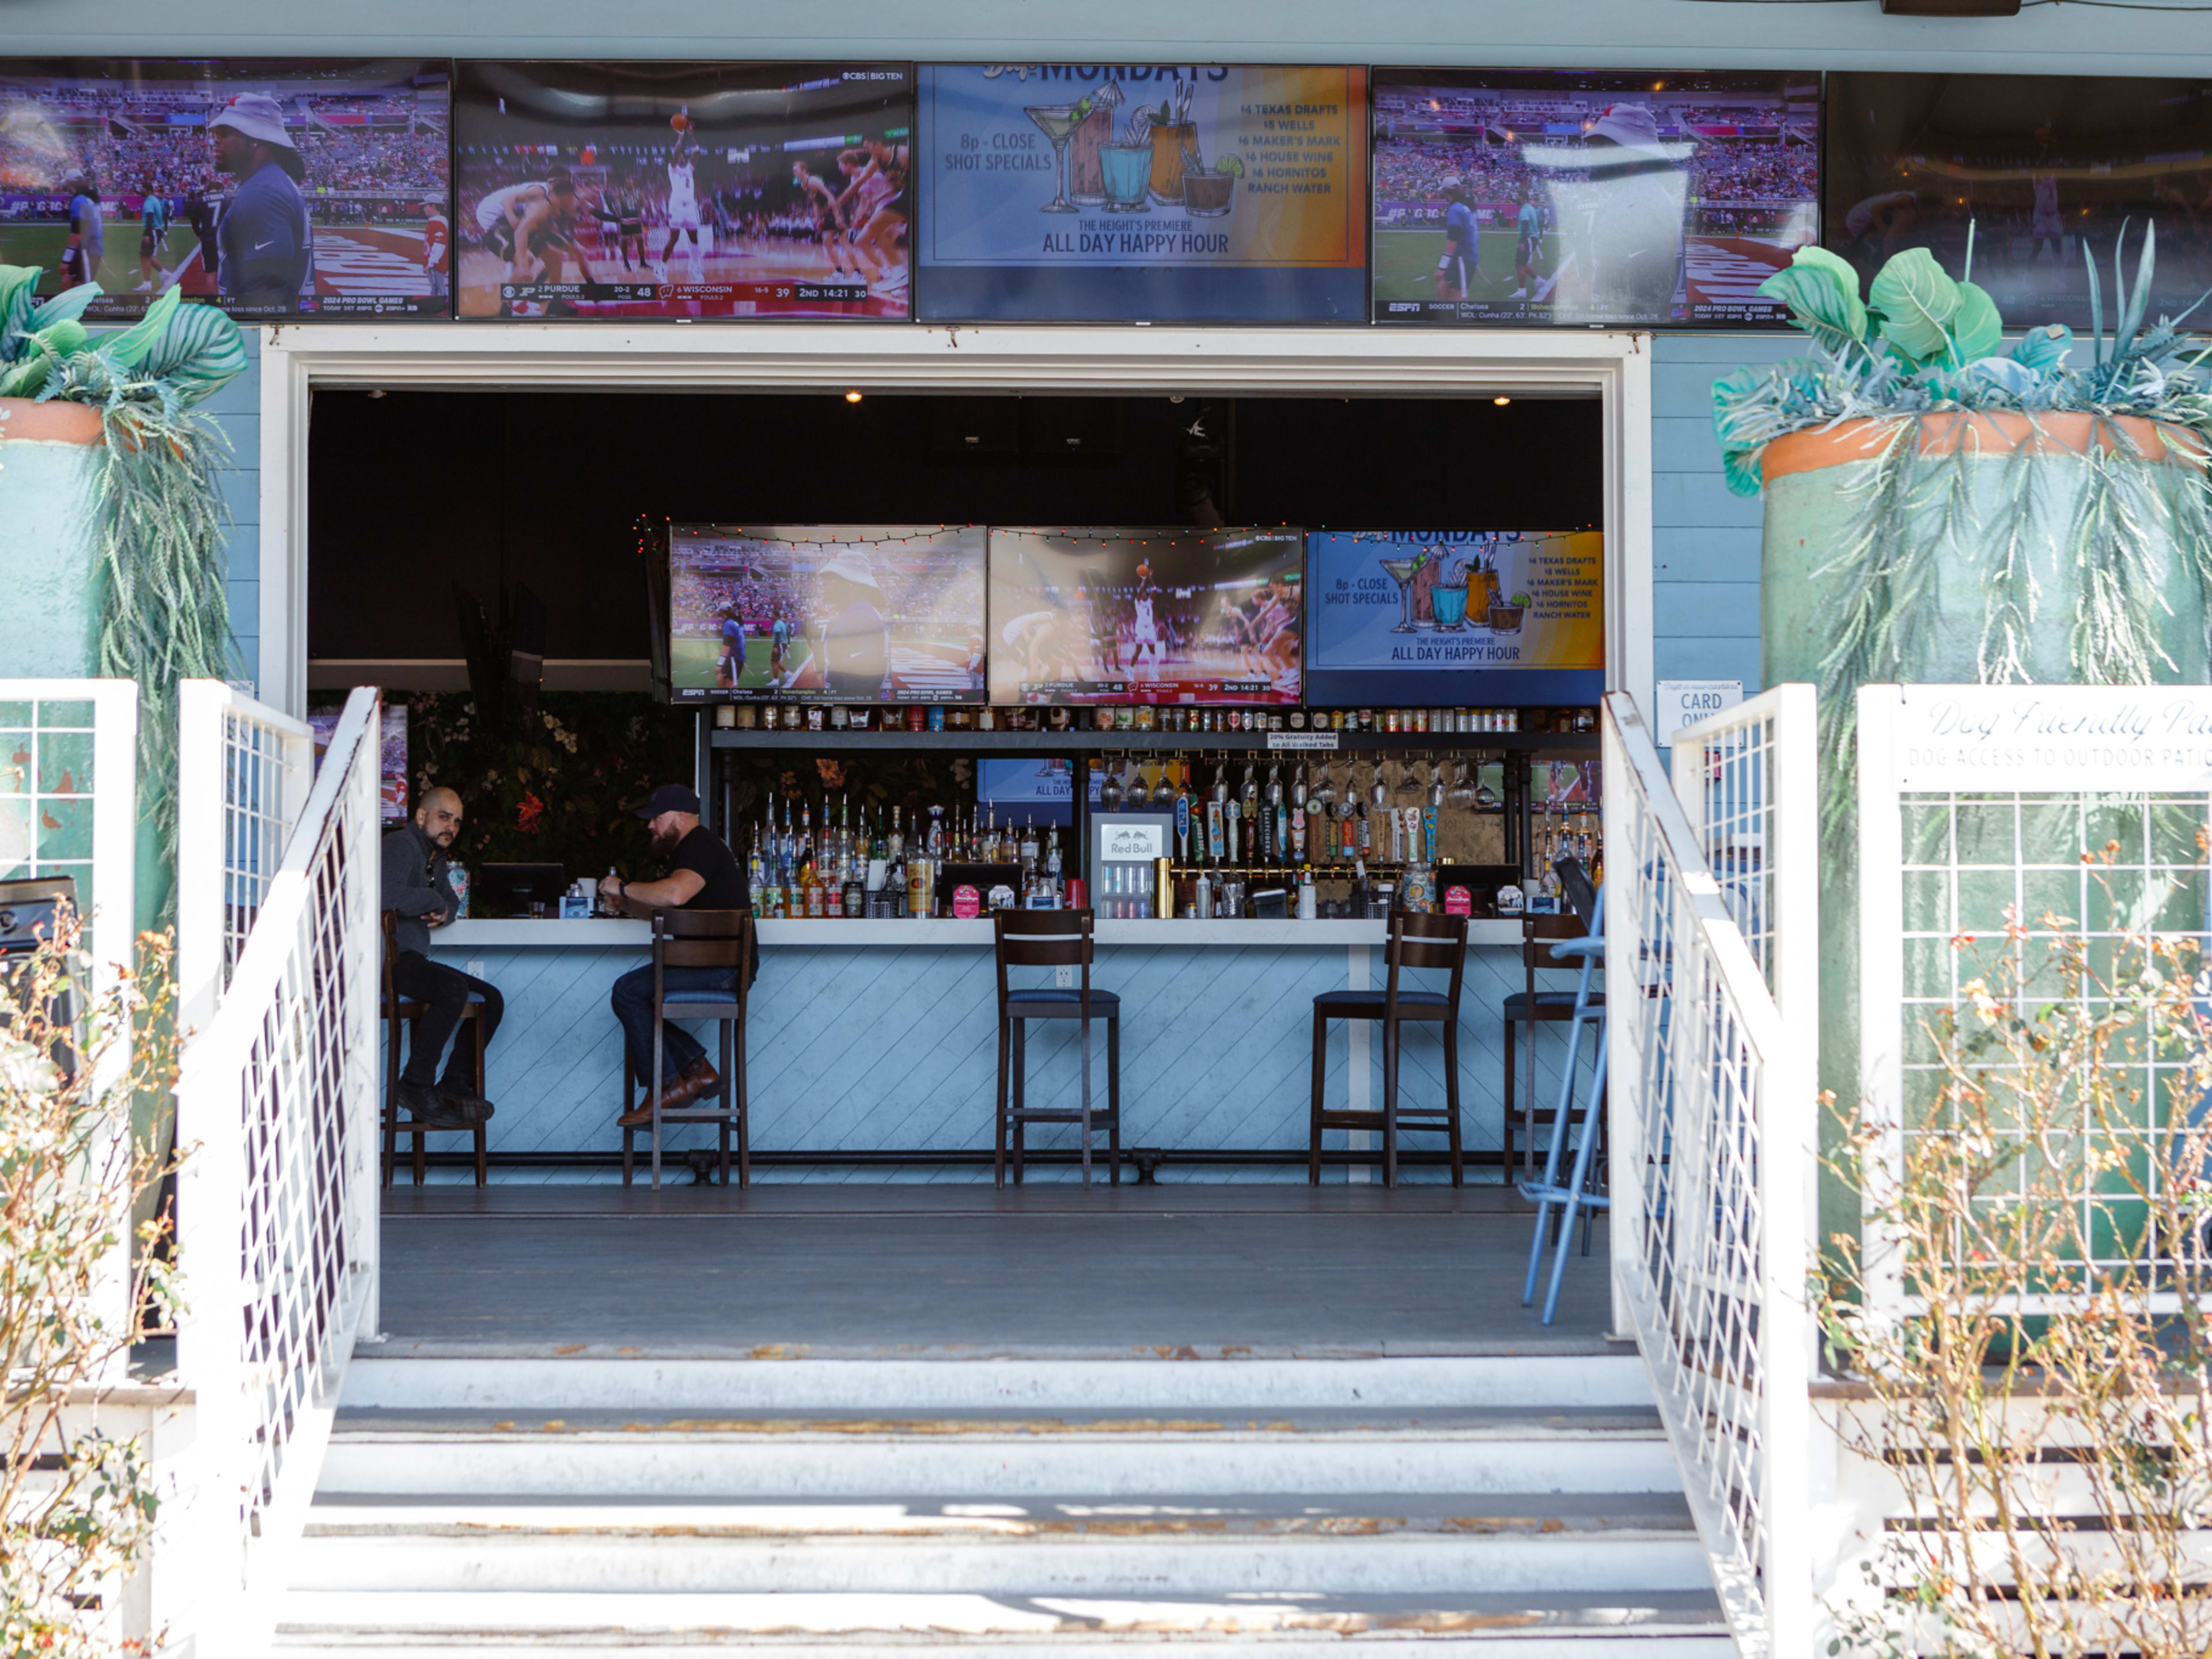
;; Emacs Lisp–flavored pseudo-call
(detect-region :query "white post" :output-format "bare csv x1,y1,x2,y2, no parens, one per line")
175,680,227,1040
83,681,138,1012
346,691,384,1340
1601,695,1644,1339
1856,685,1907,1331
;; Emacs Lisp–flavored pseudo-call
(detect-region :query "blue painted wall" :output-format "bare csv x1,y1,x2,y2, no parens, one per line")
204,330,260,687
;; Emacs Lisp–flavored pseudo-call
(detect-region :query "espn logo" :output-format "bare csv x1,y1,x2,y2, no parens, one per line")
1385,301,1422,314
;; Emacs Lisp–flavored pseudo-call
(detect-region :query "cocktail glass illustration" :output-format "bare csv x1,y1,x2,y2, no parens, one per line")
1025,103,1081,213
1100,142,1153,213
1181,169,1234,216
1070,104,1113,205
1431,580,1469,631
1148,120,1198,204
1379,555,1424,633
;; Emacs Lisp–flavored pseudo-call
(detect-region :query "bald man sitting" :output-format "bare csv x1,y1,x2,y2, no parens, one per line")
380,786,503,1130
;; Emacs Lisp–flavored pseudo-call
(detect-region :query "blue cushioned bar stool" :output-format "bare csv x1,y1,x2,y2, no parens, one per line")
1520,871,1607,1325
994,909,1120,1188
380,911,487,1188
1309,911,1469,1188
622,907,752,1190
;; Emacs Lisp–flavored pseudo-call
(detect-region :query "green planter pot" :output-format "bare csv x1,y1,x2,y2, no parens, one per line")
1761,412,2211,1244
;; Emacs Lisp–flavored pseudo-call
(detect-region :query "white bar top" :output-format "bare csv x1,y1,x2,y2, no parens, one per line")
437,916,1528,949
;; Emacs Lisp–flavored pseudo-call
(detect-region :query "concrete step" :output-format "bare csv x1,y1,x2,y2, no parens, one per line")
270,1588,1737,1654
296,1493,1707,1596
317,1408,1680,1499
339,1353,1654,1414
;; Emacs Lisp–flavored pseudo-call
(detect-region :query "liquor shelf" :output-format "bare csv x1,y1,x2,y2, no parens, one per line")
708,728,1598,753
439,916,1529,948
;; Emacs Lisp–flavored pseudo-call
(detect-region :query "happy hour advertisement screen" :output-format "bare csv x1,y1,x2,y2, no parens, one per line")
916,64,1367,321
1306,531,1605,700
454,61,910,320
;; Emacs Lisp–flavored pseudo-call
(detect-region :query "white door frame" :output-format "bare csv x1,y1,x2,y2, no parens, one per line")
257,323,1654,718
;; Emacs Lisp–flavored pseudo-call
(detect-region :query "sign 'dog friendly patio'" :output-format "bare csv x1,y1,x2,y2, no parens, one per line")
1875,686,2212,793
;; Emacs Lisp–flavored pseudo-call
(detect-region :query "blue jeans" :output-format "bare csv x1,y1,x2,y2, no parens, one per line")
611,963,736,1088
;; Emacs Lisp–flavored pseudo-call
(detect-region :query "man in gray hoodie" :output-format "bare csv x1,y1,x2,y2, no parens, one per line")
381,786,502,1129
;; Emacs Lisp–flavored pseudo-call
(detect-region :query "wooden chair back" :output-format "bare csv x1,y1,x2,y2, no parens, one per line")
380,910,399,1005
1385,910,1468,1014
651,908,753,972
993,909,1096,1005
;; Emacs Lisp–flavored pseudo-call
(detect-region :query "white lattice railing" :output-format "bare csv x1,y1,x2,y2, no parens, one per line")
1604,690,1816,1658
172,685,383,1651
176,680,315,1036
0,679,139,1002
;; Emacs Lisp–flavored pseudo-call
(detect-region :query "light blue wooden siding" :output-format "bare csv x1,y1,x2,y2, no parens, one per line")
202,329,259,689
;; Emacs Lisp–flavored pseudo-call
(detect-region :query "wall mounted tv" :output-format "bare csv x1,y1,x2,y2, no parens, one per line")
1304,529,1605,706
1370,67,1819,328
454,60,911,320
0,58,451,320
667,525,985,704
1824,71,2212,331
987,527,1304,707
915,64,1368,322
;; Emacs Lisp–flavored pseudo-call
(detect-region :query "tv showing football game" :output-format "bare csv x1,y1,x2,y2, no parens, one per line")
1306,531,1605,706
987,527,1304,706
454,61,910,320
1371,68,1818,327
668,525,984,703
0,58,451,319
1824,73,2212,332
916,65,1367,321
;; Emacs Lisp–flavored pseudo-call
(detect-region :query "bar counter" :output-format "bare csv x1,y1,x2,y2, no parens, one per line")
423,917,1556,1183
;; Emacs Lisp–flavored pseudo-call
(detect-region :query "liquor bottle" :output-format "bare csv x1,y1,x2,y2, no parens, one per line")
1019,817,1040,878
927,804,945,860
907,853,931,918
1045,828,1063,905
887,844,907,918
843,873,865,919
1297,864,1316,919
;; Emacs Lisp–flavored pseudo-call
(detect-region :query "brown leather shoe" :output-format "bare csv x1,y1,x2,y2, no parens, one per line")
618,1058,720,1128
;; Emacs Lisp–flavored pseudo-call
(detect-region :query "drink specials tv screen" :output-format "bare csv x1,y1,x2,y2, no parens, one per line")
1824,72,2212,332
454,61,911,320
1305,530,1605,706
1370,68,1819,327
916,64,1368,321
668,525,985,703
0,58,451,320
987,527,1305,706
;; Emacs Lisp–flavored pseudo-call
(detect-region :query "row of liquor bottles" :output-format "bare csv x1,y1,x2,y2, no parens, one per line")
745,797,1069,919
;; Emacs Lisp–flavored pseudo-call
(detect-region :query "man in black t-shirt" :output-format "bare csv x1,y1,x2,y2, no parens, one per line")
599,784,753,1123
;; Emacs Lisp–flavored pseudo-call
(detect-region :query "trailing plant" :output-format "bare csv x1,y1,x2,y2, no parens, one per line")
0,270,251,921
1821,861,2212,1658
1711,229,2212,841
1,912,182,1658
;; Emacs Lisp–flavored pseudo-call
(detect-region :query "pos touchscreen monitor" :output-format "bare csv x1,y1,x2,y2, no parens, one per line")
0,58,452,320
667,525,986,704
1370,67,1819,328
454,60,911,320
988,526,1304,706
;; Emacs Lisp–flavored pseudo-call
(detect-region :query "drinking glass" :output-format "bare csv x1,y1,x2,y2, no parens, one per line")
1025,103,1081,214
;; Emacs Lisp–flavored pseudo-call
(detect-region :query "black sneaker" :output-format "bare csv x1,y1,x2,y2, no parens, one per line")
399,1080,471,1130
435,1080,497,1124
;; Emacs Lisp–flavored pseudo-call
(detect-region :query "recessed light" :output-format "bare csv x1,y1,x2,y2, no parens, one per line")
1493,395,1512,407
844,389,863,404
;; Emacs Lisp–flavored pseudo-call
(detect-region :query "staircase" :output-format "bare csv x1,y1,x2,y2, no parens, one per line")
275,1352,1729,1654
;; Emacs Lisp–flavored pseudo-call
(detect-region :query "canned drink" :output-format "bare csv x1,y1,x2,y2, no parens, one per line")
806,706,825,731
1136,706,1156,731
783,704,802,730
1290,710,1306,730
927,705,946,732
830,706,848,730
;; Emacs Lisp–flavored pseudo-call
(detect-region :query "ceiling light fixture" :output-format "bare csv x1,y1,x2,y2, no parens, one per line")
844,389,863,404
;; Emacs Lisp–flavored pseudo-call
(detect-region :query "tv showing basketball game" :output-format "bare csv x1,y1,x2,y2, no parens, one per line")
454,61,910,320
1370,68,1818,327
1824,73,2212,332
987,527,1304,706
668,525,984,703
0,58,450,320
1305,530,1605,706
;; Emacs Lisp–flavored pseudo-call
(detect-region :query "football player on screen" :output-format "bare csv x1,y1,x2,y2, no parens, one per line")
1435,175,1477,303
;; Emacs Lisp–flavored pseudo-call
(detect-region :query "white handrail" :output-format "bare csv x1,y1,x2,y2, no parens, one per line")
1605,690,1815,1658
171,685,382,1653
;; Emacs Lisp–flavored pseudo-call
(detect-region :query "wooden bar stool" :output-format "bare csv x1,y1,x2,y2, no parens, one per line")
380,911,487,1188
1309,911,1469,1188
623,908,753,1190
993,910,1120,1188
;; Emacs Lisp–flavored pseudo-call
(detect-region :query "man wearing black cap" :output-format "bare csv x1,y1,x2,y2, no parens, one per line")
599,784,750,1123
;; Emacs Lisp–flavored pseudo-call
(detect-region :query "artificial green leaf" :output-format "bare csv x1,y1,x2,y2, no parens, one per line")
26,282,100,334
1949,281,2003,365
1869,248,1961,365
2011,323,2074,373
1721,443,1766,499
1759,262,1867,355
0,265,41,362
1790,245,1868,335
99,283,181,371
130,297,249,407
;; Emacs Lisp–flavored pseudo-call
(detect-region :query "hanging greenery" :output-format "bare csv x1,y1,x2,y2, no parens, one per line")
1712,228,2212,839
1,271,250,914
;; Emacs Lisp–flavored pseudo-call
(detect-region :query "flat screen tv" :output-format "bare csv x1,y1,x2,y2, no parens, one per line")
453,60,911,320
1304,529,1605,706
987,527,1304,706
0,58,451,320
667,525,985,704
1370,67,1818,328
1824,72,2212,331
916,64,1368,322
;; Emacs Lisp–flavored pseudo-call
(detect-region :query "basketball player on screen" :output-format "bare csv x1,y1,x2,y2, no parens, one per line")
794,162,863,281
1128,560,1164,673
657,117,705,287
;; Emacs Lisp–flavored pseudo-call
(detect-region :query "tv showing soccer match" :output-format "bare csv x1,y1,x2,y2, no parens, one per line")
0,58,451,319
1824,73,2212,332
454,61,910,320
987,527,1305,706
667,525,984,703
1370,68,1818,327
1305,530,1605,706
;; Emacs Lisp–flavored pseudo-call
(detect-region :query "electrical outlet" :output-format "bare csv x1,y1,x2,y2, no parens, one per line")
466,960,485,981
1055,965,1073,987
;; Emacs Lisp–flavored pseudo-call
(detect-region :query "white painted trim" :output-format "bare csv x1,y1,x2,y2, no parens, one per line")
255,323,1654,721
437,915,1526,948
